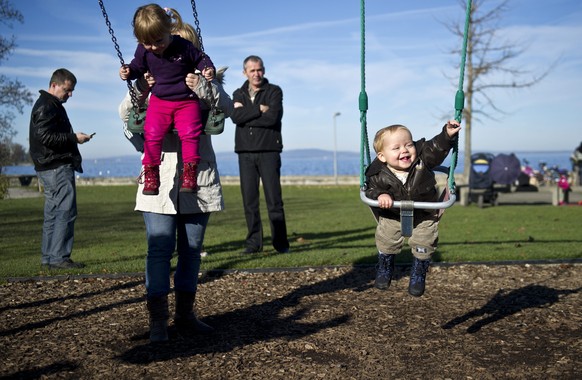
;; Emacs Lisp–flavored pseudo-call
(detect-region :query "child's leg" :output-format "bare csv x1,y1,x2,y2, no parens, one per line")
407,217,439,297
143,95,174,166
173,99,202,192
140,96,174,195
375,217,403,290
173,99,202,164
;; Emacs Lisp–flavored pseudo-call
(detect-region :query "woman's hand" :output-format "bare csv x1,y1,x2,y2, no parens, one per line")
185,73,201,91
202,67,215,81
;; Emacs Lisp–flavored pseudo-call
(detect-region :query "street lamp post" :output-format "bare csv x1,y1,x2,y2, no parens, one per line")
333,112,341,185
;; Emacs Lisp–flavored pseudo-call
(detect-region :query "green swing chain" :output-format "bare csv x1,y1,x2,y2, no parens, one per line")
449,0,473,194
359,0,473,195
359,0,371,188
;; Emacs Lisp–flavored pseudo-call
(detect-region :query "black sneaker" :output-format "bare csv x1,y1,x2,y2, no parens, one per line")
240,248,261,255
49,259,86,269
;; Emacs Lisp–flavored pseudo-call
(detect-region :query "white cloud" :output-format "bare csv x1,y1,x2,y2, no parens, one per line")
7,0,582,158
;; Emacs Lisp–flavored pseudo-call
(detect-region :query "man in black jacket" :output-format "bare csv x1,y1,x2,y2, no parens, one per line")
29,68,92,269
231,56,290,254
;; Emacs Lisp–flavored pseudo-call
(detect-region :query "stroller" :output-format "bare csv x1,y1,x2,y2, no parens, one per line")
468,152,499,207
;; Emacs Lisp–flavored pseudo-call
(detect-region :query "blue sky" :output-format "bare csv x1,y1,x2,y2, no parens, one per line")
1,0,581,159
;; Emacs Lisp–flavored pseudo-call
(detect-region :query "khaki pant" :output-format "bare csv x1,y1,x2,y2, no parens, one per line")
375,215,439,260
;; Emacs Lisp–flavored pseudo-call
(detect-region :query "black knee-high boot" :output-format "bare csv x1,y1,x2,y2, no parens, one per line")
174,290,214,334
147,295,169,342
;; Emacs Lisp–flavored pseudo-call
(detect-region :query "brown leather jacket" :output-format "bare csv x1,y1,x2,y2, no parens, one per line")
364,125,455,219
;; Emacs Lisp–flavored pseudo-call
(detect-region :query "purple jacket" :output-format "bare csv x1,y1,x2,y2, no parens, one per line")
127,35,214,101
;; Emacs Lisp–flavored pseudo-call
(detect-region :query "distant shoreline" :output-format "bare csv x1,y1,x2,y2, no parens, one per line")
74,174,468,188
8,173,460,187
72,175,367,186
3,150,574,180
80,149,574,161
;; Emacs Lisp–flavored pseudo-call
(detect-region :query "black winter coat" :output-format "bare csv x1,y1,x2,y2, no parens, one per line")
29,90,83,172
231,79,283,153
364,126,455,219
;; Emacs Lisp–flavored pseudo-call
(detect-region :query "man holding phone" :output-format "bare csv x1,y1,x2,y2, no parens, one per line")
29,68,93,270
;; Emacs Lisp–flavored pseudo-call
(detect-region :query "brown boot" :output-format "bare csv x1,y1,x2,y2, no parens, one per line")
146,295,169,342
174,290,214,334
180,162,198,193
139,164,160,195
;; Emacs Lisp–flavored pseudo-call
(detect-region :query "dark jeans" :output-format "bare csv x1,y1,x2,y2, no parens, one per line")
36,164,77,265
143,212,209,298
238,152,289,252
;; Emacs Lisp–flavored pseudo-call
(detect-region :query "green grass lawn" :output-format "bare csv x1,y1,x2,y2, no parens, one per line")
1,184,581,279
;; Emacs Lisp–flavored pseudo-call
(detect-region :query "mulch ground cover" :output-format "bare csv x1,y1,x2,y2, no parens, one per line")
1,263,580,380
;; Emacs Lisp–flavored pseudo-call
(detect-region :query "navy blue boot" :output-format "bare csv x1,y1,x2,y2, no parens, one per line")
374,253,395,290
408,257,430,297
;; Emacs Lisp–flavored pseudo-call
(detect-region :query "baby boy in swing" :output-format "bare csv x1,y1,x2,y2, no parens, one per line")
365,120,461,296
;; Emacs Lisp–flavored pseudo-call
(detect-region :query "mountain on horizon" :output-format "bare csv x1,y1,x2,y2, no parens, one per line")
83,148,571,163
215,148,360,162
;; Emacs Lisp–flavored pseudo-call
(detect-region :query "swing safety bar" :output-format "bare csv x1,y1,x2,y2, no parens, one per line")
359,166,456,210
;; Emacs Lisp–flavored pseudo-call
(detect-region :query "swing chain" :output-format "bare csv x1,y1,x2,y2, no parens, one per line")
98,0,142,124
189,0,220,117
190,0,205,52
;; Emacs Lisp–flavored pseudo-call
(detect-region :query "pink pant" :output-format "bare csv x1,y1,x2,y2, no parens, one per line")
142,95,202,166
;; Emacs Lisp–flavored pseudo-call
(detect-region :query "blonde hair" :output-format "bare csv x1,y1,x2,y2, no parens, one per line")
166,7,201,49
373,124,412,153
132,4,201,48
132,4,172,44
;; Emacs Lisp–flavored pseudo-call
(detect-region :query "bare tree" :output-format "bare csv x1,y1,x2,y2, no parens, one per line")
445,0,551,188
0,0,33,168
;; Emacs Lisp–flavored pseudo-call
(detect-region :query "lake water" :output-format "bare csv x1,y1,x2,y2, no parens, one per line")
3,149,575,178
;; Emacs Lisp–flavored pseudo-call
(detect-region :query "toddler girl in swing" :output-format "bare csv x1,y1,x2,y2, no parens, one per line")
365,120,460,296
119,3,215,195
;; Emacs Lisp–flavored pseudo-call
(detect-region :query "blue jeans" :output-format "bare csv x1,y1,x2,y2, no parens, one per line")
36,165,77,265
143,212,210,298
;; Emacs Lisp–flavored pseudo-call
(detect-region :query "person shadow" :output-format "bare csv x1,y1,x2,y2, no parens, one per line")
441,284,581,333
117,255,406,364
